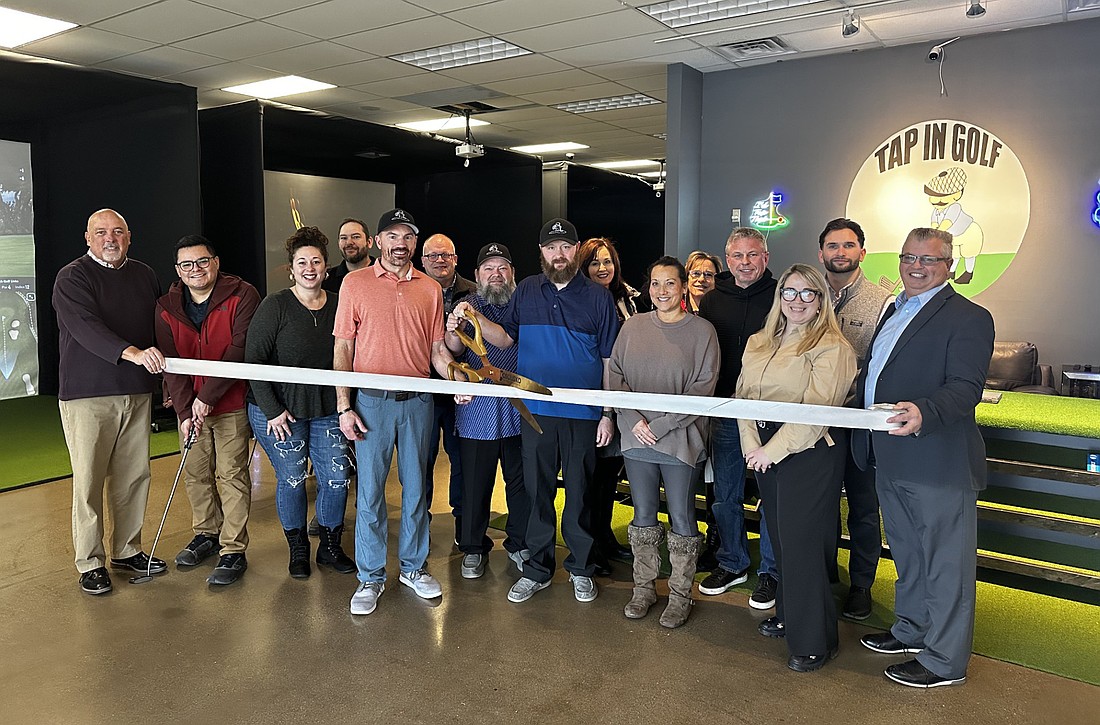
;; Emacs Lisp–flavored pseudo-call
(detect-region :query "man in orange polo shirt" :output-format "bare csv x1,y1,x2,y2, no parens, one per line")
334,208,464,615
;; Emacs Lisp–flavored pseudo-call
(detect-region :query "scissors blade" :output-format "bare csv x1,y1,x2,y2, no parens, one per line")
509,398,543,435
497,369,553,396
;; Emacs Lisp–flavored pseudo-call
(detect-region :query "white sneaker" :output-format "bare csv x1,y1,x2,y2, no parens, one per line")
399,569,442,599
460,553,487,579
507,576,550,603
507,548,531,573
350,581,384,615
569,574,598,602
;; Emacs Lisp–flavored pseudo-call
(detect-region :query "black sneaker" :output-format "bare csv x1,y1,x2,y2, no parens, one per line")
698,566,749,596
175,534,220,567
79,567,112,595
110,551,167,574
843,586,873,620
207,553,247,586
749,573,778,610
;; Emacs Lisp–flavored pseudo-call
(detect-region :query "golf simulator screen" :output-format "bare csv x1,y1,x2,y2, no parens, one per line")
0,139,37,401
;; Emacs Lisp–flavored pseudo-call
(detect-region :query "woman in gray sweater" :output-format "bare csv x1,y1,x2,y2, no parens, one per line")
606,256,720,628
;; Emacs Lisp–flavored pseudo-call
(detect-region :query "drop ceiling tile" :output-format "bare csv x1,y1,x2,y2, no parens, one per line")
246,41,371,74
586,105,666,123
18,27,157,66
480,95,533,109
97,46,224,77
641,47,729,70
0,0,158,25
479,107,572,123
545,33,698,66
351,72,473,97
501,9,667,53
271,86,375,107
570,127,646,143
310,58,425,86
94,0,249,44
448,0,624,35
620,73,666,93
436,54,572,84
266,0,431,38
167,62,275,91
333,15,482,56
484,69,608,96
175,22,315,61
192,0,329,20
410,0,497,11
197,90,250,109
587,58,677,81
517,81,638,106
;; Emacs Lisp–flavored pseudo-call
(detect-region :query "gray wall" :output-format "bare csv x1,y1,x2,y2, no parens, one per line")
678,18,1100,370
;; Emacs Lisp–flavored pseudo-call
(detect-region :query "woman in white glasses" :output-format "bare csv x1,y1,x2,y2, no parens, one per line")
684,250,722,315
736,263,856,673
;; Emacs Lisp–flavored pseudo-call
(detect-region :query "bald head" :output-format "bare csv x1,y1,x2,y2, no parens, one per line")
422,233,457,286
85,209,131,268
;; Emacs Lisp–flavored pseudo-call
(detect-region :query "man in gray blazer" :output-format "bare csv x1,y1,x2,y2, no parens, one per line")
853,227,994,688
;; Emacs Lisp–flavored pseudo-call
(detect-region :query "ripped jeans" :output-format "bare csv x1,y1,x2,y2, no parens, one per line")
247,404,352,531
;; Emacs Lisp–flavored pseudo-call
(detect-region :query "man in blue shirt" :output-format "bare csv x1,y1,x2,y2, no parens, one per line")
853,227,994,689
450,219,619,604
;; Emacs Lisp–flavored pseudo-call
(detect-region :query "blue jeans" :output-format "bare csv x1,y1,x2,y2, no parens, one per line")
353,392,433,584
247,404,351,530
711,417,777,577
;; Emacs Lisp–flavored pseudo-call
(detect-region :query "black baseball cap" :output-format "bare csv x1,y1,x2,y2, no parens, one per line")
539,217,578,246
476,242,512,267
377,208,418,235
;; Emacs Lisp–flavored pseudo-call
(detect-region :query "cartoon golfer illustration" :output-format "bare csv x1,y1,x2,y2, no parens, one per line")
925,167,984,284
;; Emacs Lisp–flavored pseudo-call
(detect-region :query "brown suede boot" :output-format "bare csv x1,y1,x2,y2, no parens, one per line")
660,531,703,629
624,524,664,619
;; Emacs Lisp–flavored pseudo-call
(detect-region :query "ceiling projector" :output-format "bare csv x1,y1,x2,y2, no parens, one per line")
456,143,485,159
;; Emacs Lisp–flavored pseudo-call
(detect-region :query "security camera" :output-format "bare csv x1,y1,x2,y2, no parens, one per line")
928,45,943,62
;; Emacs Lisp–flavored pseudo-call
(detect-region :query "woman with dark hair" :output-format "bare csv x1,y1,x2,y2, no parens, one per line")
245,226,355,579
577,237,639,567
607,255,719,628
684,250,722,314
737,263,856,671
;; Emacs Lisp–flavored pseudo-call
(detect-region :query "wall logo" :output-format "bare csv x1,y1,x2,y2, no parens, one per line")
846,119,1030,297
749,191,790,231
1092,180,1100,229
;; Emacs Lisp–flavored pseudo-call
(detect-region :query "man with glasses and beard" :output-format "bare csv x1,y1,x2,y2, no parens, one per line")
444,243,531,580
449,219,619,604
323,217,372,292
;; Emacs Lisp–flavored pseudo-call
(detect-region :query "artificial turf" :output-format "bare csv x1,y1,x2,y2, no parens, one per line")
977,391,1100,438
0,395,180,492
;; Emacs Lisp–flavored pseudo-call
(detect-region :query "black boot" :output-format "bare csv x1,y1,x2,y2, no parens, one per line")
699,524,721,573
317,524,356,574
285,528,311,579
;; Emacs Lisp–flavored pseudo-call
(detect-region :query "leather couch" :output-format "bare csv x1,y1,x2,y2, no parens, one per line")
986,341,1057,395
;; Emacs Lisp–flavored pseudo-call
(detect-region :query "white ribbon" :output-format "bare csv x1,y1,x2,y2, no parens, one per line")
165,358,898,431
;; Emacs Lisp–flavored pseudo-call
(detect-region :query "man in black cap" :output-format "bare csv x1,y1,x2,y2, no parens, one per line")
444,243,530,579
449,219,619,604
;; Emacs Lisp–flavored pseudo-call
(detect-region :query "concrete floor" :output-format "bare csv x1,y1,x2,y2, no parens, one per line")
2,449,1097,725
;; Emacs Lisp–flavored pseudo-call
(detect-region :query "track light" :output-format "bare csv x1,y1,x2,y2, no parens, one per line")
841,10,860,38
966,0,986,18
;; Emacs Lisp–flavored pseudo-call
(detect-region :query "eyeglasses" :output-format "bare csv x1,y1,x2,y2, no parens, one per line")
899,253,951,266
780,287,819,303
176,257,213,272
423,252,456,262
688,270,716,281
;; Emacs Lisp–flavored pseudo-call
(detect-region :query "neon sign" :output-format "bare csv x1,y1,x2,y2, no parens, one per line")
1092,180,1100,229
749,191,790,231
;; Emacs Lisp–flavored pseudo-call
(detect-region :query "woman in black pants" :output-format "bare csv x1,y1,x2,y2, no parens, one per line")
736,264,855,671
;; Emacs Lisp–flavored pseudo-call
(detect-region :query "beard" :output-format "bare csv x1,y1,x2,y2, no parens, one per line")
823,257,858,274
478,278,516,307
344,246,370,264
540,254,578,285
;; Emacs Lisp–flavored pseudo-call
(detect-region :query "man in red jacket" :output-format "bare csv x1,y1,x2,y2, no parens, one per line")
155,235,260,585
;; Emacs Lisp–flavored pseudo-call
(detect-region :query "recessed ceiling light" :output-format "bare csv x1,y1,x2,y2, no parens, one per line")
0,7,77,48
555,94,662,114
638,0,824,29
396,117,491,132
510,142,590,154
592,159,662,170
638,170,667,178
222,76,336,99
390,37,531,71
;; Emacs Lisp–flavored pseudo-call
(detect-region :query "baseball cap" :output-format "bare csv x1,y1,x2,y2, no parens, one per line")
539,217,578,246
476,242,512,267
377,208,419,235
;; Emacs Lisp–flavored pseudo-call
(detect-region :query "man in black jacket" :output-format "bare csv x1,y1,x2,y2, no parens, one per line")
697,228,780,609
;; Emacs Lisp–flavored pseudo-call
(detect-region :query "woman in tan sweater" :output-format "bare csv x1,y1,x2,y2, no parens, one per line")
736,263,856,672
607,256,720,628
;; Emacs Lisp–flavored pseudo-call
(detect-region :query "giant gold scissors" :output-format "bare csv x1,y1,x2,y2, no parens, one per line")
448,308,551,434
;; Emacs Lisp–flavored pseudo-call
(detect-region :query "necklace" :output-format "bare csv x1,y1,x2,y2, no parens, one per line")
292,287,325,327
306,308,321,327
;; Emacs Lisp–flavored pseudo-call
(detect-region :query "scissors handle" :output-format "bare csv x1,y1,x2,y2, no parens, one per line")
448,362,485,383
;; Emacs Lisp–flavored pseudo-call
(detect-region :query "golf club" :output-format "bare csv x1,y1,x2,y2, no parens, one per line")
130,426,197,585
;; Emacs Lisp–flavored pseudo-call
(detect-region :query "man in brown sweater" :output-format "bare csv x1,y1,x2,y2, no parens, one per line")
53,208,166,595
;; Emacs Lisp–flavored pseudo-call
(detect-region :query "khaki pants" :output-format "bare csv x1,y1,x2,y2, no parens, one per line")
59,394,152,573
180,409,252,554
